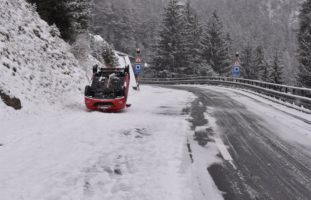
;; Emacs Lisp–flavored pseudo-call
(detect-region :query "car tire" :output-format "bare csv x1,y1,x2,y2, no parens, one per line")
84,85,94,97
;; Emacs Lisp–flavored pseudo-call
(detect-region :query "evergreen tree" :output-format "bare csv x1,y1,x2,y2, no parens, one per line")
261,61,272,82
297,0,311,87
270,50,283,84
225,33,233,58
27,0,70,40
27,0,92,42
201,10,231,76
90,36,119,67
93,1,136,54
253,45,267,80
154,0,185,73
65,0,93,40
113,12,136,53
240,44,255,79
182,1,203,75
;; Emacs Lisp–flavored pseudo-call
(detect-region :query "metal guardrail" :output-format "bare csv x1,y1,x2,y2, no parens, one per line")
140,77,311,110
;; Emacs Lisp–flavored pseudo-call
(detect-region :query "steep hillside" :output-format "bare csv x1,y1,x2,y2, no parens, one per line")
0,0,88,113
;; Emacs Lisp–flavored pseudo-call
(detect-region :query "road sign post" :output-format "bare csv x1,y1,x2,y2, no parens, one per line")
134,48,143,90
232,52,241,77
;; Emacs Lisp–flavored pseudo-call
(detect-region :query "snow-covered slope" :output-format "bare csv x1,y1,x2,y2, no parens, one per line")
0,0,87,112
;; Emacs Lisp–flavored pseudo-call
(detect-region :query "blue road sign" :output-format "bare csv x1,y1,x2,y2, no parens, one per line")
135,64,142,75
232,65,240,77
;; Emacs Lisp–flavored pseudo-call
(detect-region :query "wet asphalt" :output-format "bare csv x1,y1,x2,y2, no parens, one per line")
168,85,311,200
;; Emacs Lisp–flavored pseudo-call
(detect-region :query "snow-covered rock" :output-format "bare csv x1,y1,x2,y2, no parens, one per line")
0,0,88,112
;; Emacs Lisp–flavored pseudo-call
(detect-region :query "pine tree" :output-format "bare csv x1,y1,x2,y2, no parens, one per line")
65,0,93,41
154,0,185,73
201,10,231,76
27,0,71,40
93,1,136,53
182,1,203,75
253,45,267,80
297,0,311,87
90,36,119,67
240,44,254,79
113,11,136,53
225,33,233,58
27,0,92,42
270,50,283,84
261,61,272,82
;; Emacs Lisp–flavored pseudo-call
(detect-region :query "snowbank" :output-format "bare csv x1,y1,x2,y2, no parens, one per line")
0,0,88,112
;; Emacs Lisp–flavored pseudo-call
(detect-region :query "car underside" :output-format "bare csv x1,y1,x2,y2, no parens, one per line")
84,66,130,112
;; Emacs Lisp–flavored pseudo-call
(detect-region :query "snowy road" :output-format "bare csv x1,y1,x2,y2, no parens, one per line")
1,85,311,200
174,85,311,200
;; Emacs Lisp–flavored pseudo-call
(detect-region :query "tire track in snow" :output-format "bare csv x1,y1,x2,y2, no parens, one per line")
171,85,311,200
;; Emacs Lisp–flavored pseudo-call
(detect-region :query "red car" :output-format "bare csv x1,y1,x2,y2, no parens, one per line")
84,65,130,112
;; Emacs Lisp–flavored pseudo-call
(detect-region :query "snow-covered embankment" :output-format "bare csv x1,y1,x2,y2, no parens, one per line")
0,0,87,114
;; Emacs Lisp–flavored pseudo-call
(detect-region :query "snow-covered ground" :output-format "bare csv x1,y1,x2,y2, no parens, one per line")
1,86,217,200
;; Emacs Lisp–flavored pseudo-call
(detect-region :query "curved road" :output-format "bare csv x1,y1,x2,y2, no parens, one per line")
171,85,311,200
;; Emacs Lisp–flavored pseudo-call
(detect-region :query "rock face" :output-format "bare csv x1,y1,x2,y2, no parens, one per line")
0,0,88,111
0,89,22,110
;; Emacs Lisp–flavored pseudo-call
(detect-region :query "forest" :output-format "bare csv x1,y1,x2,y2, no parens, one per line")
27,0,311,87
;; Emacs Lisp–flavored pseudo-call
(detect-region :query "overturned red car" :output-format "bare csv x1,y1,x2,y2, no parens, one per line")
84,65,130,112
